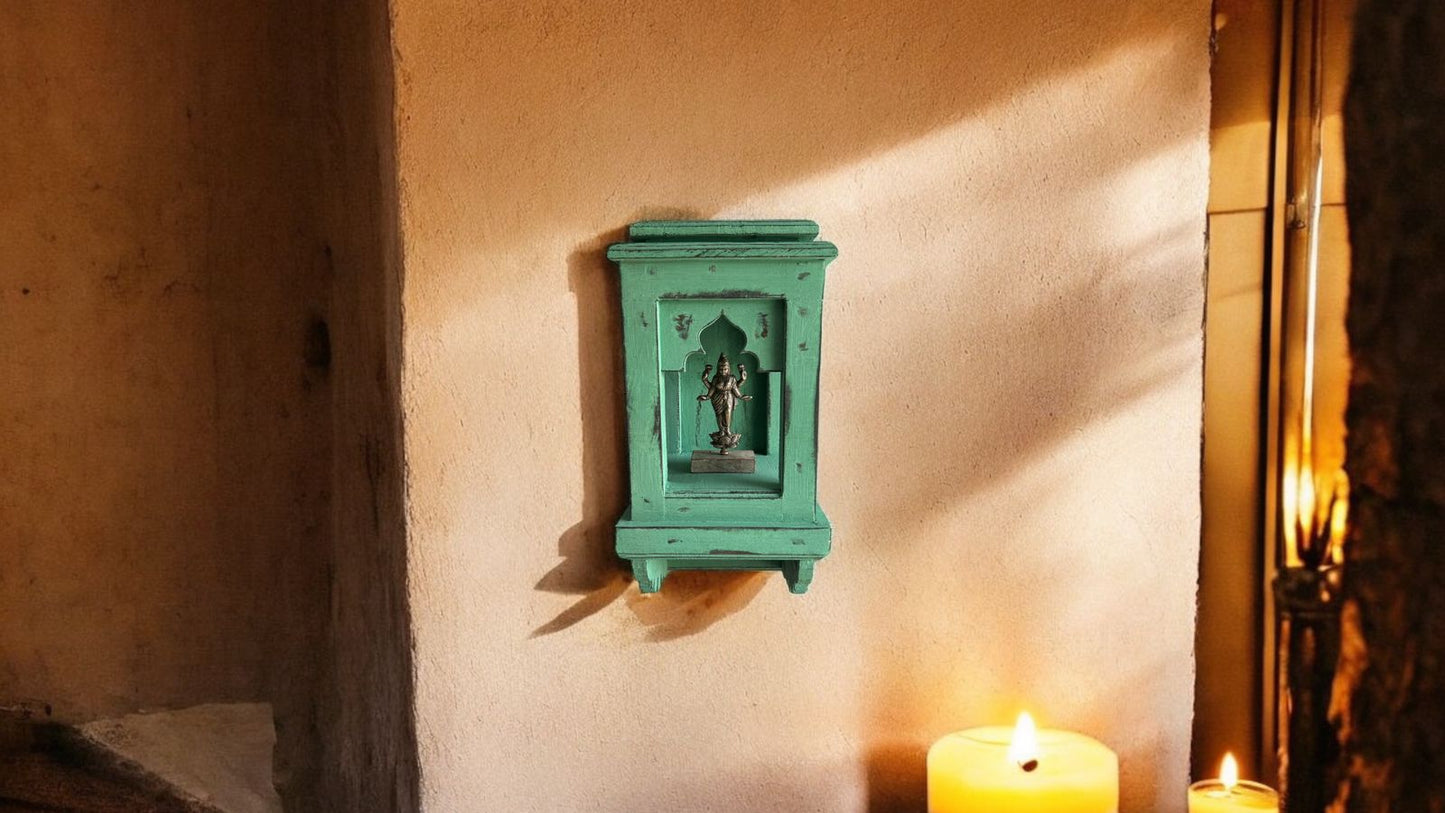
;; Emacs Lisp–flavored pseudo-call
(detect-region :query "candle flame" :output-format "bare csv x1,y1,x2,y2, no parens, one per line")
1299,467,1318,542
1283,457,1301,565
1285,458,1351,568
1220,752,1238,791
1008,712,1039,768
1327,469,1350,564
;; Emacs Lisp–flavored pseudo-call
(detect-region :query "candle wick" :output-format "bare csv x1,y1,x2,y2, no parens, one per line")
1018,758,1039,773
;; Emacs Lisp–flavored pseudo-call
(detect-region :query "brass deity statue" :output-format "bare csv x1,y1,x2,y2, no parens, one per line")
698,353,751,454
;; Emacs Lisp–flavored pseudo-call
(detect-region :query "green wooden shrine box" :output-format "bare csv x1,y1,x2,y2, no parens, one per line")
608,220,836,594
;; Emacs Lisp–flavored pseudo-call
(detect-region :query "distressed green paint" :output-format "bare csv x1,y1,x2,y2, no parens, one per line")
609,220,835,593
656,299,786,374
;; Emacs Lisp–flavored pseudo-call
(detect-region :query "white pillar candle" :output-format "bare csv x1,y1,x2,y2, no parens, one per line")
927,712,1119,813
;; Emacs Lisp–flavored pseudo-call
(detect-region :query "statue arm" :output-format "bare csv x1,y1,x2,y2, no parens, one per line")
698,365,714,401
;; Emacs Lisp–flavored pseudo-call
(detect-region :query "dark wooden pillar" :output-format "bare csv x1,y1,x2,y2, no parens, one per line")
1335,0,1445,809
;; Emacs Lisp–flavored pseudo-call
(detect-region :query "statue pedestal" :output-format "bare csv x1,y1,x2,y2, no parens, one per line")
690,449,756,474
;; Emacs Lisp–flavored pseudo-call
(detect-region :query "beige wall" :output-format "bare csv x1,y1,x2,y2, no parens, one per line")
0,3,333,805
393,1,1210,810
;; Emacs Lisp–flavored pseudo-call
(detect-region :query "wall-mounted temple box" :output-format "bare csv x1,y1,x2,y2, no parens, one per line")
609,220,836,594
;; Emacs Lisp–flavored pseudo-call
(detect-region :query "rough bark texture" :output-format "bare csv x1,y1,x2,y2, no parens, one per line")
1336,0,1445,809
315,0,420,809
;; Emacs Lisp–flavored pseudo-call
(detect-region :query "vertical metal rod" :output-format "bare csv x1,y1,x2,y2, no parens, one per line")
1292,0,1327,469
1274,0,1338,811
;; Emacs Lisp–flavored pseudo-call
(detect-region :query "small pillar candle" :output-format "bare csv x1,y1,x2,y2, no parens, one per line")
927,712,1119,812
1188,754,1279,813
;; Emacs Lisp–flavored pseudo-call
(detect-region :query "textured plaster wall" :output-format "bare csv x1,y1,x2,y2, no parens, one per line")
393,1,1209,810
0,4,332,806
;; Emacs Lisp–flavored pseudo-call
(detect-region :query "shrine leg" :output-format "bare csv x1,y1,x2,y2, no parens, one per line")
632,558,669,594
782,560,815,594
